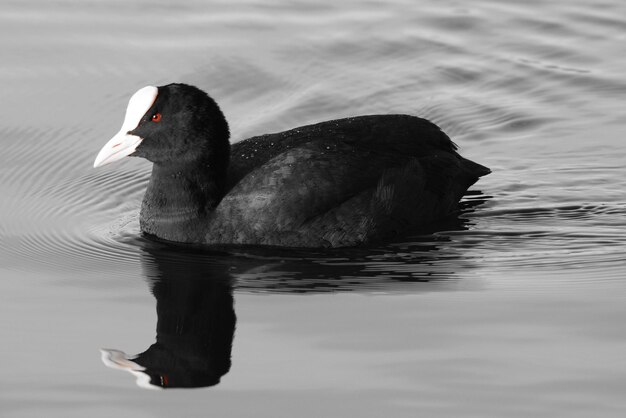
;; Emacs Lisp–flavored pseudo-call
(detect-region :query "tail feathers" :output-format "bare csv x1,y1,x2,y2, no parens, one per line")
461,157,491,178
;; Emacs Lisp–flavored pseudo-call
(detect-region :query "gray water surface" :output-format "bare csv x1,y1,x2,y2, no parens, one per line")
1,0,625,417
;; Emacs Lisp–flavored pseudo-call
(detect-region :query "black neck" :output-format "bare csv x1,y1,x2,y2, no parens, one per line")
140,160,227,242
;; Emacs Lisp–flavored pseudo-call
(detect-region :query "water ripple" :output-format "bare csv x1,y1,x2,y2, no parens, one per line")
0,0,624,294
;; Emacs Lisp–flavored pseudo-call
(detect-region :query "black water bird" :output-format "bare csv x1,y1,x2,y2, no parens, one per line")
94,83,490,247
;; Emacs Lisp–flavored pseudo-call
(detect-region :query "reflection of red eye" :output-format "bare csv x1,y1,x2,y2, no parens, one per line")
151,113,162,122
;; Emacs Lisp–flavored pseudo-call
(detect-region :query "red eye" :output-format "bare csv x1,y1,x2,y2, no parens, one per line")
151,113,162,122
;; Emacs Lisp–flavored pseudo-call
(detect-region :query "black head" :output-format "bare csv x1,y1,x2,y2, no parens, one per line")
94,83,230,171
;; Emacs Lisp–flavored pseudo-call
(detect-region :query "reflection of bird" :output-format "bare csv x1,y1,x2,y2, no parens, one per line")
101,242,236,389
94,83,490,247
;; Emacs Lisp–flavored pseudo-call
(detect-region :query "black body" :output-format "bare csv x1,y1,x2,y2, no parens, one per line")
131,83,490,248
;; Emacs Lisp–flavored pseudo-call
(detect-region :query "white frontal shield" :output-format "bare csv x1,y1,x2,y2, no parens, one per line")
93,86,158,168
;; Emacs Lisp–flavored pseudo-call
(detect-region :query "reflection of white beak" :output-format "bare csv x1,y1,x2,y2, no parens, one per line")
100,348,161,390
93,86,158,168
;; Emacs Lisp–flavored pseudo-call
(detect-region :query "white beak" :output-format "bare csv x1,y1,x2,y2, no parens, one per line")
94,86,158,168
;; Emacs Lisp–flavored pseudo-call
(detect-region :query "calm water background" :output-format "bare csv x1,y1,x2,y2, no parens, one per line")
1,0,625,416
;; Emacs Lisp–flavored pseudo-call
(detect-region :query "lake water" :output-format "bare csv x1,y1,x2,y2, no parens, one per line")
1,0,625,416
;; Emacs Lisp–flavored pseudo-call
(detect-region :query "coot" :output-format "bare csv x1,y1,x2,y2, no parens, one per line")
94,83,489,247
